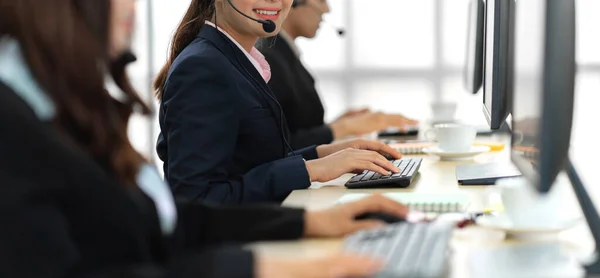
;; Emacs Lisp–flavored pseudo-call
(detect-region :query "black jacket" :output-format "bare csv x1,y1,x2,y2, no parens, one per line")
259,35,334,149
157,25,315,205
0,81,305,278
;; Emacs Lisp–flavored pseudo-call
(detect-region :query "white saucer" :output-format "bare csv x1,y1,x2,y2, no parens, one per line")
470,243,584,278
422,146,490,160
476,213,581,235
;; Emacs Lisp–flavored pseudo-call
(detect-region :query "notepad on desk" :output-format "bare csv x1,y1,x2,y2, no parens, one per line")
337,192,471,213
389,142,435,154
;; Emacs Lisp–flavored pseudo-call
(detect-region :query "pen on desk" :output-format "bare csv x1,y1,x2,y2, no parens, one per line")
453,209,498,228
470,208,497,218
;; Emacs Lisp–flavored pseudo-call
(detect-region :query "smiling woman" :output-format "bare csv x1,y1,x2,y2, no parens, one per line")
152,0,404,205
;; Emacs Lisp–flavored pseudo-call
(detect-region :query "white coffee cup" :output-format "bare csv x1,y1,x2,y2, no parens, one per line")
431,101,457,123
493,177,556,227
425,123,476,152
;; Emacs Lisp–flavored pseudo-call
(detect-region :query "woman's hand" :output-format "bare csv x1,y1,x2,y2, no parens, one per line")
335,108,371,121
316,139,402,159
330,112,418,139
304,194,409,237
255,195,408,278
305,148,400,182
256,253,383,278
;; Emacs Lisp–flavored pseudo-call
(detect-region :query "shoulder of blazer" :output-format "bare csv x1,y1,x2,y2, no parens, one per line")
196,26,272,92
0,81,165,234
166,38,233,83
162,36,246,103
196,26,252,68
0,81,46,125
259,35,297,66
164,27,262,93
260,36,314,83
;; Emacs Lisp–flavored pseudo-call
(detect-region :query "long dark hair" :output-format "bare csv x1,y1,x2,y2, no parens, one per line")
0,0,150,186
153,0,215,100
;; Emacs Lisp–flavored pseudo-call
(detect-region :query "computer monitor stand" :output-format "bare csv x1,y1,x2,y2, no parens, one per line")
566,158,600,275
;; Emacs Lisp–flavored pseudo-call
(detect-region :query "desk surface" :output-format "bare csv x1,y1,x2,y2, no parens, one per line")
249,135,594,277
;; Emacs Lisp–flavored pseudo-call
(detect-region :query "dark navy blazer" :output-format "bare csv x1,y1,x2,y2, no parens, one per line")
259,34,333,149
157,25,317,204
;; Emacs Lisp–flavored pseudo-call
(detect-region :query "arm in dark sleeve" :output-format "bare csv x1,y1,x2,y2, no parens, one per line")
289,126,334,150
0,90,256,278
291,145,319,160
0,201,255,278
175,200,305,248
161,54,310,204
265,52,334,149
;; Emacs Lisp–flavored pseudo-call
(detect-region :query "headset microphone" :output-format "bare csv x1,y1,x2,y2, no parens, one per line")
322,20,345,36
226,0,276,33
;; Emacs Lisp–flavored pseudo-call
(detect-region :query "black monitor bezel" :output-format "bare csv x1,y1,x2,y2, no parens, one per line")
463,0,485,95
510,0,576,193
482,0,515,130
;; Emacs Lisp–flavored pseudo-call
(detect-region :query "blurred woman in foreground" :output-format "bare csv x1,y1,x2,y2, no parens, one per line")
0,0,407,277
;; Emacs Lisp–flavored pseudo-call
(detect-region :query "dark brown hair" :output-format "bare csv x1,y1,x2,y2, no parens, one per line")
0,0,150,186
153,0,215,100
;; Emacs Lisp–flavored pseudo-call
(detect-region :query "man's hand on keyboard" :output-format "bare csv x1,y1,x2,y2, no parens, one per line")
256,253,382,278
316,139,403,159
303,195,409,237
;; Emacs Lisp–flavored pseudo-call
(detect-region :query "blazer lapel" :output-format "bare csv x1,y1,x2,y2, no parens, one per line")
198,26,291,152
198,26,272,96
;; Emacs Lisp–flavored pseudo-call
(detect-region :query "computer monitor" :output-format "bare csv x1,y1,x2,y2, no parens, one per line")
510,2,600,272
510,0,576,193
463,0,485,95
482,0,514,130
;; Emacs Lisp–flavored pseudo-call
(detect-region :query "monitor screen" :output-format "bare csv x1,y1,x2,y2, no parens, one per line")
511,0,576,193
482,0,514,130
463,0,485,95
510,0,544,164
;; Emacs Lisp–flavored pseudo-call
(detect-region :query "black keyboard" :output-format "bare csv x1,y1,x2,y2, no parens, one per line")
378,126,420,137
345,158,422,189
343,221,453,278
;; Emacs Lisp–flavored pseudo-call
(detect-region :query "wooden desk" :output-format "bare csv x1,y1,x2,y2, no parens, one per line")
249,135,594,277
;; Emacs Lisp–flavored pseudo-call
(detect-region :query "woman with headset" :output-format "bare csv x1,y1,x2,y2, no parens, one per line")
259,0,419,149
154,0,404,204
0,0,407,276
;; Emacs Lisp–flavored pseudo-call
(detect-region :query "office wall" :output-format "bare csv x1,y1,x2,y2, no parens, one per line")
126,0,598,186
